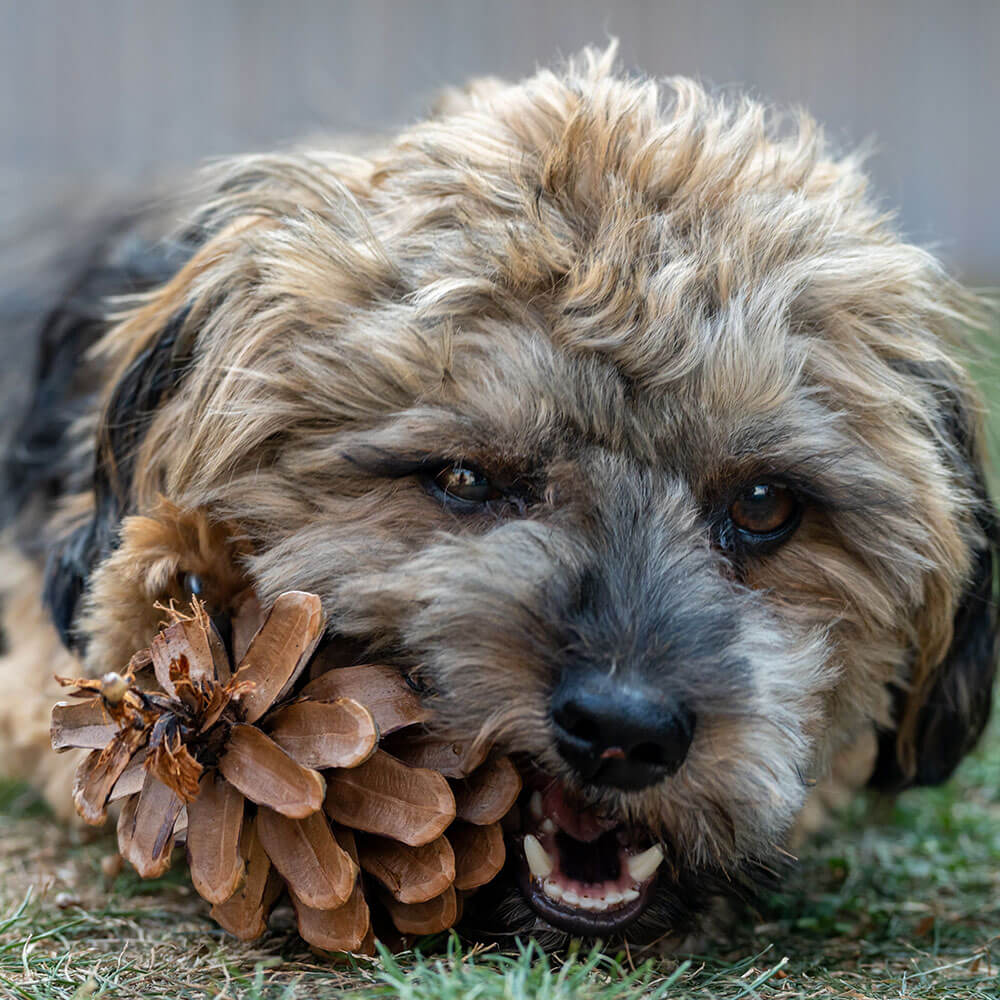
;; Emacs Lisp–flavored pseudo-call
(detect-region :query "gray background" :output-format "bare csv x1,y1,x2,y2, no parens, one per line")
2,0,998,281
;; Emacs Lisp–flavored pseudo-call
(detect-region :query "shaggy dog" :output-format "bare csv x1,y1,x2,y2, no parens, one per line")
1,48,997,947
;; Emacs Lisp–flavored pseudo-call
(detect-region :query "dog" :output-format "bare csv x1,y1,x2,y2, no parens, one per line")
1,46,997,948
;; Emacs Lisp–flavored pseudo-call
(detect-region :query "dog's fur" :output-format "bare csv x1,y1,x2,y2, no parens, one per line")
1,47,997,946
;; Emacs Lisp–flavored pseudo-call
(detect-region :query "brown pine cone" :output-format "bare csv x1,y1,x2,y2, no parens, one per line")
50,591,521,950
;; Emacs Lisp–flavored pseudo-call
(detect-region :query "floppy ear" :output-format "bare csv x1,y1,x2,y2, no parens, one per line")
37,211,273,651
871,365,999,789
43,304,193,651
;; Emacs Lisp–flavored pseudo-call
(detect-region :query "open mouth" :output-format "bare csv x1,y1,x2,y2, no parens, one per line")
513,777,663,936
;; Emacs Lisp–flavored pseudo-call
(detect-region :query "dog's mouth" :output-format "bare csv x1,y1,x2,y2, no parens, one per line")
511,777,662,935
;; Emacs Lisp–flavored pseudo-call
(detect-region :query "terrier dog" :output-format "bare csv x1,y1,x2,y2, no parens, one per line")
1,48,997,946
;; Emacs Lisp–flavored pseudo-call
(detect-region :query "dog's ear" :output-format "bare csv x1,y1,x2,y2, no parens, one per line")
871,363,999,789
43,304,194,650
37,213,269,651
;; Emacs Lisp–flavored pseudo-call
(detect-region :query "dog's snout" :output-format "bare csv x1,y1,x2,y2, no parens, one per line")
551,673,695,790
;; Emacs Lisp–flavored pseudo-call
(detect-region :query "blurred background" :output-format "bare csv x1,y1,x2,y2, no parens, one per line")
3,0,998,283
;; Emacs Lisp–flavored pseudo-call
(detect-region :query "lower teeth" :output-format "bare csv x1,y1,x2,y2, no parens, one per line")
542,879,564,901
541,879,641,911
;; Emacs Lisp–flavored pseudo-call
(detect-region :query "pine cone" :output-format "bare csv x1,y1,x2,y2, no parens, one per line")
50,591,521,950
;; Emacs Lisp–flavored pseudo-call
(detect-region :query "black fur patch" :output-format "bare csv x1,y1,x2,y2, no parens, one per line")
1,216,198,649
871,363,1000,789
45,303,193,651
2,223,194,530
96,303,193,509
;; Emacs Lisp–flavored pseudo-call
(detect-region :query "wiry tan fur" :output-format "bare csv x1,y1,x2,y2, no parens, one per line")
0,46,993,942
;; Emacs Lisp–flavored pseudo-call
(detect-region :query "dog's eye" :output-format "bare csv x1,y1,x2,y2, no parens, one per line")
729,483,800,539
430,463,503,504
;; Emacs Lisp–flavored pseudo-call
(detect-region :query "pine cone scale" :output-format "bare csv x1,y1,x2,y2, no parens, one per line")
230,591,266,666
218,724,326,818
51,699,118,751
231,592,324,722
453,754,522,825
290,888,371,953
265,698,378,770
449,821,506,891
257,808,356,910
118,772,184,878
358,834,456,904
186,772,246,904
73,726,149,825
108,753,148,803
384,885,458,936
302,663,430,734
385,732,489,778
323,750,456,846
150,617,217,698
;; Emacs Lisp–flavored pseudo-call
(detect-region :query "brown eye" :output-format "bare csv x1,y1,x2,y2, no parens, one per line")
432,463,501,504
729,483,799,537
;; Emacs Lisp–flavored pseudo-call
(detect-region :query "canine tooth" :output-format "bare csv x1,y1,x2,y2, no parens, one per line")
622,888,639,902
524,834,553,878
530,791,543,820
540,818,557,835
562,889,582,906
543,879,564,901
627,844,664,882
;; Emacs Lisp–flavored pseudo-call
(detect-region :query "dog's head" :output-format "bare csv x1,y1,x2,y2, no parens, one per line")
58,50,997,942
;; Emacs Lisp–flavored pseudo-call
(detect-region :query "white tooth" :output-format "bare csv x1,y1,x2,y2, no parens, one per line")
578,896,598,911
530,792,543,820
543,879,563,900
540,818,557,835
622,888,639,902
562,889,582,906
604,890,624,905
627,844,664,883
524,834,553,878
590,897,609,911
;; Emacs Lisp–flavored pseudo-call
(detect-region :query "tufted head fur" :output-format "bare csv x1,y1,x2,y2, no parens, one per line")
2,46,996,945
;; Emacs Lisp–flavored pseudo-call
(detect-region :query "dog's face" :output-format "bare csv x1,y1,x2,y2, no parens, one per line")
61,52,996,943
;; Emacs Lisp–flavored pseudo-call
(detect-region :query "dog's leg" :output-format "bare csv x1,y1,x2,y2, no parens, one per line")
0,543,85,819
791,727,878,843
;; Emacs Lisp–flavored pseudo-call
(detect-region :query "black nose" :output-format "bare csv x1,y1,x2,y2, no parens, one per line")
551,672,695,790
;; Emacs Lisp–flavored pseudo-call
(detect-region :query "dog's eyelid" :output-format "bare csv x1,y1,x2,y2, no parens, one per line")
727,449,898,515
341,446,538,514
340,449,438,479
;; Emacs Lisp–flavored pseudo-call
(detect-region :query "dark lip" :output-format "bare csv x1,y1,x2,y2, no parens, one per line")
515,862,656,936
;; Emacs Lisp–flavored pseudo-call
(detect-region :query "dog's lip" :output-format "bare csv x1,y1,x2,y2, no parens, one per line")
516,859,656,936
511,778,662,935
